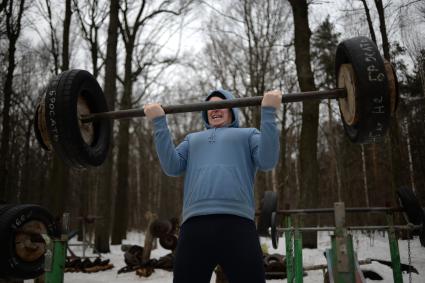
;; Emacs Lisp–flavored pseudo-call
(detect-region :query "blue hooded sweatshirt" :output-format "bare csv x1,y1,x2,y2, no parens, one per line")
152,90,280,223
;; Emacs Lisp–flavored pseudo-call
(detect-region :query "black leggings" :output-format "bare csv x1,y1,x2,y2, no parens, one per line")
173,214,265,283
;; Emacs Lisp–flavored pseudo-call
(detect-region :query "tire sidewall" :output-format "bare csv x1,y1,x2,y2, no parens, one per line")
335,36,390,144
0,204,59,279
44,70,111,168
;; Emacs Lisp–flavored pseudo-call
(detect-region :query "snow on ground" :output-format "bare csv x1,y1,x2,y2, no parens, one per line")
60,231,424,282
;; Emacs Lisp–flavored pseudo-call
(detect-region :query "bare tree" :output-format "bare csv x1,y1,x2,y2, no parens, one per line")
0,0,7,12
62,0,72,70
42,0,73,217
72,0,110,245
94,0,119,253
373,0,409,200
0,0,26,200
288,0,319,248
111,0,192,244
73,0,108,78
35,0,60,74
359,0,377,44
373,0,390,60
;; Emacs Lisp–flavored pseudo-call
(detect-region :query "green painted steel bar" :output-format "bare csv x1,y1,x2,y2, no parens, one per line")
45,238,67,283
331,236,356,283
346,235,357,283
331,235,357,283
325,249,335,283
331,202,357,283
45,213,69,283
387,213,403,283
294,217,304,283
331,237,339,282
285,215,294,283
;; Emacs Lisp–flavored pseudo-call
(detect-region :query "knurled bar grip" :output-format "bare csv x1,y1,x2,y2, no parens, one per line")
81,88,346,123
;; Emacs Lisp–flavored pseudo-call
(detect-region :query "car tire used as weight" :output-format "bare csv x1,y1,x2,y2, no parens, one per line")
0,204,59,280
43,69,111,168
335,36,390,144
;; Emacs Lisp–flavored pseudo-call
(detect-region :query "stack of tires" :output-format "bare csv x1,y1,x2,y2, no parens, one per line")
0,204,59,280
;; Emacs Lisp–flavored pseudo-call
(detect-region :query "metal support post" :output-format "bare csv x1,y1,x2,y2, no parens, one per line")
45,213,70,283
387,212,403,283
294,216,303,283
45,239,67,283
285,215,294,283
331,202,357,283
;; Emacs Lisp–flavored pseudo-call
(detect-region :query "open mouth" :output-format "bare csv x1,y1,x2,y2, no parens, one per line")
211,114,223,120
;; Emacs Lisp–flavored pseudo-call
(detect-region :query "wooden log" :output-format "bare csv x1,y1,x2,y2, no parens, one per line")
142,212,158,263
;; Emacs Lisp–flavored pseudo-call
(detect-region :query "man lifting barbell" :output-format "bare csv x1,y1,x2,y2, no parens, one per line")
33,36,398,170
31,35,399,282
144,89,282,283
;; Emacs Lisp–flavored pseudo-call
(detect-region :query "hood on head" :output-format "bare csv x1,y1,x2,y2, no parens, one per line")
202,89,239,129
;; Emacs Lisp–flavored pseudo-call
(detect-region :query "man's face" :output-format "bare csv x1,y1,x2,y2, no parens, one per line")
207,96,232,128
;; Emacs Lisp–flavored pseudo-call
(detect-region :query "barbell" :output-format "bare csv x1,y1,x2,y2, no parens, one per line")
33,36,399,169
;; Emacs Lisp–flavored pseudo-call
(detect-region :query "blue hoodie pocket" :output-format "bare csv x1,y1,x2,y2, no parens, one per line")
185,165,249,206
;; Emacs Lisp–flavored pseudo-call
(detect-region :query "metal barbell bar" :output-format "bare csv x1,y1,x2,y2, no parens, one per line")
80,89,347,123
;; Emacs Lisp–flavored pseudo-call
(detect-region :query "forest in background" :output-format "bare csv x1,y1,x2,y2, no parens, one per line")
0,0,424,251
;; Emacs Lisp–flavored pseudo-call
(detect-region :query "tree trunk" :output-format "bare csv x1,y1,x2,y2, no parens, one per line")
388,118,405,190
74,0,104,249
47,157,70,217
373,0,390,60
142,212,158,263
374,0,406,205
0,37,16,200
111,47,133,244
45,0,72,217
288,0,319,248
328,100,342,201
111,118,130,244
403,117,416,191
0,0,26,201
61,0,72,71
20,119,34,203
77,170,90,241
360,0,377,44
361,145,370,207
94,0,119,253
44,0,59,74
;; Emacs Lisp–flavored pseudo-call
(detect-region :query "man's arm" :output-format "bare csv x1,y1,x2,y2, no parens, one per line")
249,90,282,171
145,104,188,176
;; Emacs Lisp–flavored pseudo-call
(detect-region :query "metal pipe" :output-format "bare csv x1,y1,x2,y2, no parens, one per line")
254,206,402,216
276,207,402,215
276,224,422,232
303,259,372,271
81,88,346,123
